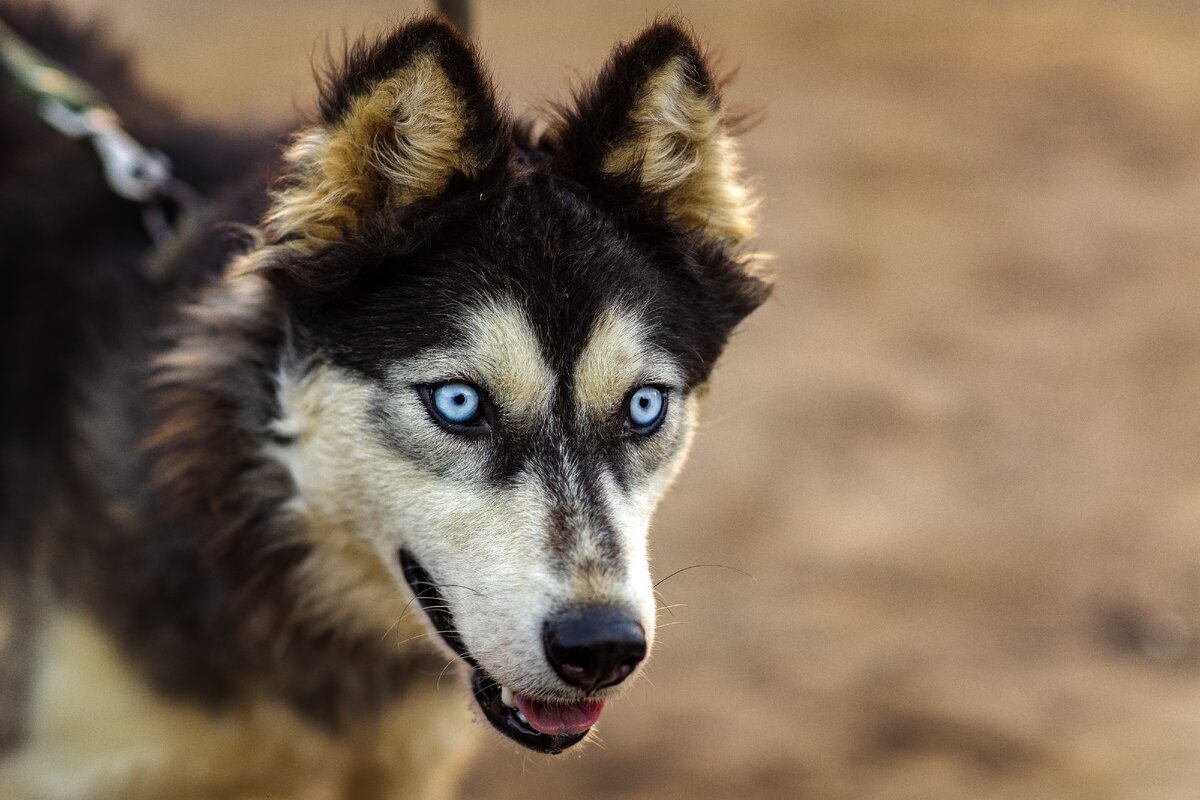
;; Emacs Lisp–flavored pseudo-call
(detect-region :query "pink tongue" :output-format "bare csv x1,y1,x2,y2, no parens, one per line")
513,693,605,736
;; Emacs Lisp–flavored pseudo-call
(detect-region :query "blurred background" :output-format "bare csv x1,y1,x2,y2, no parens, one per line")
44,0,1200,797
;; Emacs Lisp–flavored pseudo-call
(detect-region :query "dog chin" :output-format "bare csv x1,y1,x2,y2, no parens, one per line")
398,549,602,754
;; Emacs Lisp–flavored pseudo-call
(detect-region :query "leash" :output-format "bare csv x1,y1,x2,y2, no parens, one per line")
0,18,199,243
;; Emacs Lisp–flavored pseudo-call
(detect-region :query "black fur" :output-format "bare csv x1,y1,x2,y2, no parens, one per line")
0,4,281,744
0,3,767,758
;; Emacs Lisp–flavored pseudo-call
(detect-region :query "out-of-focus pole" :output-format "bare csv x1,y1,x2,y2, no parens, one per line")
434,0,472,38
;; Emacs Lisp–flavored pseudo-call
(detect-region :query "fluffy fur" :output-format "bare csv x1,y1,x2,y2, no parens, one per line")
0,6,768,799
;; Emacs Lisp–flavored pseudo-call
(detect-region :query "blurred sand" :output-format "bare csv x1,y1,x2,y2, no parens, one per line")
45,0,1200,797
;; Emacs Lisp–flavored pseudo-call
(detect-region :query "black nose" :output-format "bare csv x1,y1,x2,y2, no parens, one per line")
543,606,647,691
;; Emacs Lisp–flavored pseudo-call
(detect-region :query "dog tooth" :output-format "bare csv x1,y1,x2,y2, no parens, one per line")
500,685,516,709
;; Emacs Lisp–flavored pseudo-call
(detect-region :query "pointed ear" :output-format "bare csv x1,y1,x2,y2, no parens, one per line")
265,18,508,246
552,22,756,245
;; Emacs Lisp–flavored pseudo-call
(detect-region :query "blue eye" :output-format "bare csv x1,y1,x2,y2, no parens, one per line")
627,386,666,432
430,382,482,426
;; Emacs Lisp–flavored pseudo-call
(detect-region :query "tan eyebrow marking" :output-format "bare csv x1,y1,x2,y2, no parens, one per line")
573,306,682,418
465,300,556,416
396,299,556,419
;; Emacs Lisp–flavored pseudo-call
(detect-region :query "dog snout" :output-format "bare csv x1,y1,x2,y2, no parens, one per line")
543,606,647,692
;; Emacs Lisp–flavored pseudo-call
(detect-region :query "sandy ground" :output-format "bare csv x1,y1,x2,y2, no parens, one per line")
38,0,1200,797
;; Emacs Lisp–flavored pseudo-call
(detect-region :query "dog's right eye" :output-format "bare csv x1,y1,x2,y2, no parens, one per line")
421,382,492,435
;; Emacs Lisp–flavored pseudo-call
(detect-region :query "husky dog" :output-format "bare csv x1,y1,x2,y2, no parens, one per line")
0,5,767,799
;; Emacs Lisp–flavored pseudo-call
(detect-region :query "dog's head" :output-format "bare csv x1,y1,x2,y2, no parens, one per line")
239,17,767,752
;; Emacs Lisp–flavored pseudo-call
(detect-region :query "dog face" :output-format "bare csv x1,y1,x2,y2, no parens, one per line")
245,18,767,753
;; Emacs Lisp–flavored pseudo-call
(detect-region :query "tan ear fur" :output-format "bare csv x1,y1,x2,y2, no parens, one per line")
266,52,477,246
601,57,757,245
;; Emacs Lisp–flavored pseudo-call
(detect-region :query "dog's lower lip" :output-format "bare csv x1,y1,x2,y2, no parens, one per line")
398,549,593,754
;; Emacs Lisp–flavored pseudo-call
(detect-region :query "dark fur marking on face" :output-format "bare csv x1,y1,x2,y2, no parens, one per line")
531,434,625,572
278,166,761,391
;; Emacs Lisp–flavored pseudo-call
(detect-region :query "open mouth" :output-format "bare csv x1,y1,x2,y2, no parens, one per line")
399,549,603,754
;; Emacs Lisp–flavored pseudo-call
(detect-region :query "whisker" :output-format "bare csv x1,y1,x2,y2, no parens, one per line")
380,617,403,641
405,603,454,613
653,589,679,620
438,583,485,598
392,629,460,649
654,563,756,589
396,586,443,622
655,620,690,629
393,632,436,648
437,654,468,690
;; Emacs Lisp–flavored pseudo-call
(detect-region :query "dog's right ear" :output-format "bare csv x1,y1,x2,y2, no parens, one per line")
263,18,508,248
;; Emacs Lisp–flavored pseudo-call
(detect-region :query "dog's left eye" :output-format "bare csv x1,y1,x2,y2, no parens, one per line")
626,385,666,433
422,382,491,434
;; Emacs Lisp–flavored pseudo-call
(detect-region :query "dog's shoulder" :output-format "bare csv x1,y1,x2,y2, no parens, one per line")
0,608,472,799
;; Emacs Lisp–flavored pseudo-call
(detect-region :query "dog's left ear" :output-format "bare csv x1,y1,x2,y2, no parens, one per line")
553,22,756,246
265,18,508,246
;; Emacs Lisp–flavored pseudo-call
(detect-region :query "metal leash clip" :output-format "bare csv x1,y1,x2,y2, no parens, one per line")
39,99,172,203
1,19,199,243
